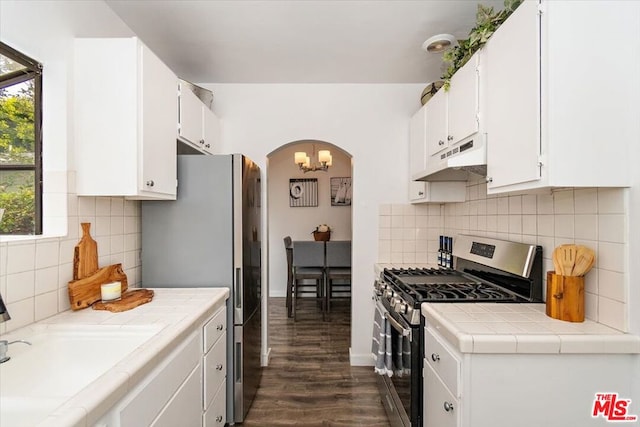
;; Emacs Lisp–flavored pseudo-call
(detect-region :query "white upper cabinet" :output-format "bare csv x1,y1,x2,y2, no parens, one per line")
484,0,638,193
410,105,428,177
420,53,484,181
409,100,466,203
425,88,448,158
74,37,178,200
447,54,479,146
178,82,220,154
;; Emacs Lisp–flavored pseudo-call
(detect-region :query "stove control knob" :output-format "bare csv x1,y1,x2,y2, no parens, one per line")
399,303,408,314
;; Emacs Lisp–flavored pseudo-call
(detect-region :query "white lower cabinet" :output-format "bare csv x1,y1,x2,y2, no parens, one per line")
97,306,227,426
119,331,201,427
203,380,227,427
423,361,459,427
423,325,638,427
151,364,202,427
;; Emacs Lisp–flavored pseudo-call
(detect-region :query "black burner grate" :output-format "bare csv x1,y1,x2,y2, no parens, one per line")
382,267,519,305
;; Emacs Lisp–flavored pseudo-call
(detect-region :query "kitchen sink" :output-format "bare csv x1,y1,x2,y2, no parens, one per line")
0,324,164,427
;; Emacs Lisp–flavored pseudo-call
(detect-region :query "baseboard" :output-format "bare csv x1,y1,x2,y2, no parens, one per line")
261,347,271,366
349,348,375,366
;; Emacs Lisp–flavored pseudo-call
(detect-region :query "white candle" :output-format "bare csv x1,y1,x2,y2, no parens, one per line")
101,281,122,302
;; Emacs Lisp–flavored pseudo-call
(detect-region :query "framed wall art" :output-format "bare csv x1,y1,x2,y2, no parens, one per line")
289,178,318,207
330,177,352,206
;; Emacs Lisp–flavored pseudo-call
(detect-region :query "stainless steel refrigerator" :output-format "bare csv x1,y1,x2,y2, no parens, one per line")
141,154,262,424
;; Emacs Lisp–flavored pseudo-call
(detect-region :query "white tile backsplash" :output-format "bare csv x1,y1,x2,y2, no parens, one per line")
35,266,59,295
6,243,36,274
0,185,142,333
379,185,630,331
598,214,626,243
598,188,626,214
6,270,35,302
35,240,60,269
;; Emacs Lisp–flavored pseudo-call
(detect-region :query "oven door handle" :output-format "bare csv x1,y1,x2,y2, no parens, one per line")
386,313,412,339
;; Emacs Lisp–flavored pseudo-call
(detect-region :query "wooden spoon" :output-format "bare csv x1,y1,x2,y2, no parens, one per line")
560,244,578,277
572,246,595,276
552,246,563,275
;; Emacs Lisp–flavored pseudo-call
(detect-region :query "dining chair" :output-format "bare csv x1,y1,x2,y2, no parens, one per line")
325,241,351,315
292,241,326,321
283,236,293,318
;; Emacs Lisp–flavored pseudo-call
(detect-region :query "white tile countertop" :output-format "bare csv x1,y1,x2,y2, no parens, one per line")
422,302,640,354
0,287,229,427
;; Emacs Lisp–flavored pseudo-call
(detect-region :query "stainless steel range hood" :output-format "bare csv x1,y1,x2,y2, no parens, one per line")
415,134,487,182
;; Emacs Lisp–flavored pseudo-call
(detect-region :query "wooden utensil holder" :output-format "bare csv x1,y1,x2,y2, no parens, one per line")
546,271,584,322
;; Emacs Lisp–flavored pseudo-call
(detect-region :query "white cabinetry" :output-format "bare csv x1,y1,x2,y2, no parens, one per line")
97,306,227,426
423,324,637,427
74,37,178,200
484,0,637,193
118,330,202,426
202,308,227,426
425,89,448,158
409,99,466,203
413,53,483,182
178,81,220,154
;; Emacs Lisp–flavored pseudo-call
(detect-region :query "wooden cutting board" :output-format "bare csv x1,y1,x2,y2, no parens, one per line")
68,264,128,310
93,289,154,313
73,222,99,280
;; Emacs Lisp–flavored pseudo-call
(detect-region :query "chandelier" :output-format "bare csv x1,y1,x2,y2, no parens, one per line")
294,149,332,173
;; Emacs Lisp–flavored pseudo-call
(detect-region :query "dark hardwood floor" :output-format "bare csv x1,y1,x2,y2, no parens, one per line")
242,297,390,427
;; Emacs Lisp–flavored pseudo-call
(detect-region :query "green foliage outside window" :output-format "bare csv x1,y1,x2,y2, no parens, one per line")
0,43,41,235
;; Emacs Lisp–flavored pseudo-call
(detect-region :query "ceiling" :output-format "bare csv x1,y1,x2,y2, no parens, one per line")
105,0,504,84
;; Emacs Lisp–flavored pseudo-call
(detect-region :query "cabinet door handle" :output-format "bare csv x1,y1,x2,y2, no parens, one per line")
146,180,154,187
444,401,455,412
418,191,424,196
447,135,454,141
216,363,223,370
438,140,445,146
216,324,224,330
431,353,440,362
205,143,211,148
486,177,493,183
216,415,223,423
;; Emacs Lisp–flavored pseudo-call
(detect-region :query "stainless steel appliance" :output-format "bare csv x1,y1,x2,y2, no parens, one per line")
141,154,262,424
373,235,543,427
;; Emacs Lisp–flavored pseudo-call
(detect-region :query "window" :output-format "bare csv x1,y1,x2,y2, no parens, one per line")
0,42,42,235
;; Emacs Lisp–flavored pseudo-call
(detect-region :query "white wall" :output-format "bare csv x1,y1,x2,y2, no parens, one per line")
0,1,141,334
268,140,352,298
203,83,423,364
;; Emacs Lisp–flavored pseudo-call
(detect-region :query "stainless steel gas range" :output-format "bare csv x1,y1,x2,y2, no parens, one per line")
373,235,543,427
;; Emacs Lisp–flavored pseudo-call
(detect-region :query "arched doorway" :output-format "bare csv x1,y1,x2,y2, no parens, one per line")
266,139,353,322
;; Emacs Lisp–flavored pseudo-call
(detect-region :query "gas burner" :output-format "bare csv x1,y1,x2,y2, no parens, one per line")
417,282,518,302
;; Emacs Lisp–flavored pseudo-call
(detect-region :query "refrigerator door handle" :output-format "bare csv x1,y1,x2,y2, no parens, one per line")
235,267,242,309
235,341,242,382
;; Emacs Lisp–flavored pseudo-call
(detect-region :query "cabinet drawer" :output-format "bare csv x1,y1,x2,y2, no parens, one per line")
425,327,460,396
203,379,227,427
151,363,202,427
423,360,459,427
203,332,226,410
203,307,226,353
120,330,201,427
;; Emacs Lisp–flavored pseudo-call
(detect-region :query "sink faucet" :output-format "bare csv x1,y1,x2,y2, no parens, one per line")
0,291,9,323
0,339,32,363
